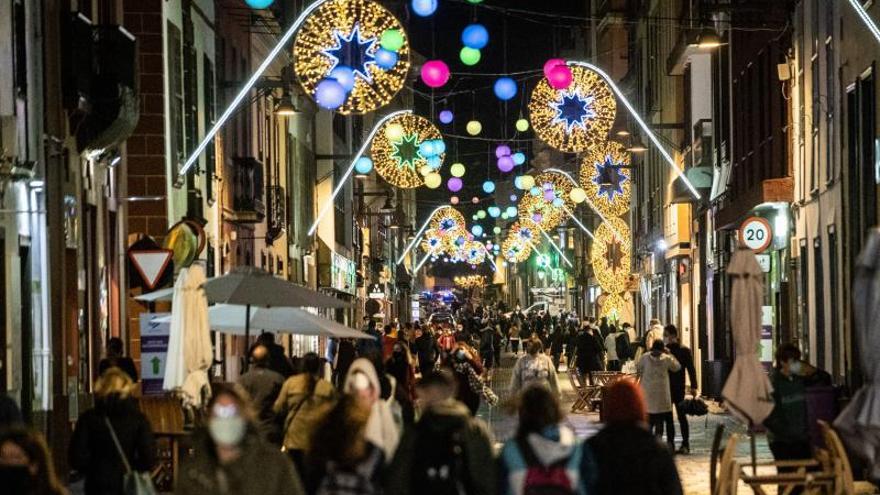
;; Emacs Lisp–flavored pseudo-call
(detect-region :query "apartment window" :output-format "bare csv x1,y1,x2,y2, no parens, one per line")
813,237,825,368
811,9,820,193
798,239,809,355
167,22,184,163
825,30,835,183
847,68,878,249
203,55,215,203
828,225,840,380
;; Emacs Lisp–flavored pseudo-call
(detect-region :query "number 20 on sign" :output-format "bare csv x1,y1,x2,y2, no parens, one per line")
739,216,773,253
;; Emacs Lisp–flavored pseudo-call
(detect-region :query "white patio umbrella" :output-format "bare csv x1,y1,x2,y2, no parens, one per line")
163,264,212,408
835,228,880,480
133,287,174,302
151,304,373,339
722,246,775,426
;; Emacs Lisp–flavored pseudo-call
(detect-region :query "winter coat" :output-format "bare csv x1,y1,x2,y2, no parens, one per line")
386,399,496,495
510,353,559,395
237,365,285,444
343,358,402,461
176,429,304,495
587,423,683,495
666,343,697,404
69,398,157,495
98,357,139,382
414,333,439,368
637,352,681,414
644,324,664,351
497,425,596,495
763,369,809,444
575,331,605,373
273,373,337,451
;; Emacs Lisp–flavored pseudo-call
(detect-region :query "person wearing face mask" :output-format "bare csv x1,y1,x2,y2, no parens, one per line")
177,383,304,495
343,358,402,462
385,342,417,425
449,342,497,415
69,367,156,495
0,428,66,495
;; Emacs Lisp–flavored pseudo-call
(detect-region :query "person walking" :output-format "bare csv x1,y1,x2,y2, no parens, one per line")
237,344,285,445
333,338,357,389
254,333,294,378
97,337,138,382
498,385,597,495
575,322,605,384
1,428,67,495
385,342,417,425
177,383,304,495
663,325,698,454
588,379,683,495
449,342,497,415
69,368,156,495
549,327,566,371
644,319,664,351
386,370,496,495
413,326,439,377
274,352,338,473
508,323,522,356
510,339,559,396
343,358,402,462
604,325,630,372
637,340,681,450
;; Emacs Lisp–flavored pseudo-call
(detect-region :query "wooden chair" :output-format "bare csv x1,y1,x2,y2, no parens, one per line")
714,433,740,495
140,396,187,491
710,424,727,494
818,420,878,495
567,368,598,413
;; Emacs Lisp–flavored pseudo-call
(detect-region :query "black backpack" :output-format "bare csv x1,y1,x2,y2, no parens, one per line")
410,418,471,495
614,333,631,361
316,446,383,495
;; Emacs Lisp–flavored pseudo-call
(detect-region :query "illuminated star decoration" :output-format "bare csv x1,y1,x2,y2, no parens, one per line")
322,24,378,83
552,89,596,132
391,134,422,171
593,154,628,201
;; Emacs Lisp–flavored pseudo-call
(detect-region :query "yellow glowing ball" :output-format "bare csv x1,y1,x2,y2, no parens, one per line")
515,118,529,132
466,120,482,136
569,187,587,204
450,163,466,177
419,165,433,176
520,174,535,190
424,172,442,189
384,123,405,141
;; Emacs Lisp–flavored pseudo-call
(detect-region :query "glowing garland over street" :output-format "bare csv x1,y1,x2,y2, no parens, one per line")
517,171,575,229
454,275,486,289
293,0,410,114
590,217,632,301
370,113,445,188
580,141,632,218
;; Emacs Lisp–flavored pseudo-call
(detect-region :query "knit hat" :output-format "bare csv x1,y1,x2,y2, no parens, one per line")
602,378,647,425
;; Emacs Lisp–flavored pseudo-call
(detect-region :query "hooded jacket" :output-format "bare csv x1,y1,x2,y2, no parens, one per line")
497,425,596,495
273,372,337,451
587,423,682,495
510,352,559,395
344,358,401,461
386,398,496,495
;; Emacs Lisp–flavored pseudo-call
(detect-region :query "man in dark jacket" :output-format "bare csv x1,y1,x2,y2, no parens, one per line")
414,326,439,377
238,345,285,445
98,337,139,382
256,333,294,377
663,325,698,454
386,370,496,495
575,323,605,384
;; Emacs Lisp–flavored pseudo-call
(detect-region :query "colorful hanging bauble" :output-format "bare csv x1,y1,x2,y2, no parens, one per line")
354,156,374,174
421,60,450,88
461,24,489,49
488,206,501,217
424,172,442,188
482,180,496,193
517,171,574,229
497,156,515,172
466,120,482,135
447,177,463,192
246,0,275,8
450,195,459,205
569,187,587,204
493,77,518,101
380,29,405,51
439,109,454,124
543,58,566,77
459,47,481,66
450,163,466,177
495,144,511,158
590,217,632,295
528,63,616,153
314,78,347,109
371,113,445,188
512,152,526,165
329,66,356,92
294,0,410,115
374,49,399,70
547,64,574,90
516,118,529,132
580,141,632,217
411,0,438,17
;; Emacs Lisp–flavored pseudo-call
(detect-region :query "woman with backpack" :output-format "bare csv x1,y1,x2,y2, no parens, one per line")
510,339,559,396
497,385,597,495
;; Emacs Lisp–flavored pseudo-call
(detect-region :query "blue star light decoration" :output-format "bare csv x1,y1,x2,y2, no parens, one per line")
322,24,378,83
551,90,596,133
593,154,629,201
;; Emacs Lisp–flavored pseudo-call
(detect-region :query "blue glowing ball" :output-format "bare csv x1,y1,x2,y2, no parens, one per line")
510,194,518,201
471,225,484,236
245,0,274,8
329,66,356,92
374,49,399,70
426,155,443,169
412,0,437,16
433,139,447,154
553,197,564,207
482,181,496,193
493,77,517,101
419,140,436,157
530,187,541,196
439,110,454,124
355,157,374,174
314,78,346,110
506,206,518,217
512,152,526,165
488,206,501,217
461,24,489,49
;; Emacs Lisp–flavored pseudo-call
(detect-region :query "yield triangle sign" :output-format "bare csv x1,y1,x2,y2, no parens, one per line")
129,249,173,290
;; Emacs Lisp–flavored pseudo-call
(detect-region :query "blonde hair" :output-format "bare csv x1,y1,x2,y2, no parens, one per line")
94,367,136,399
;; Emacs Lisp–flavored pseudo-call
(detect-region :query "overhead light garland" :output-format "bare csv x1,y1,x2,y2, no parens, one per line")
590,217,632,295
370,113,445,188
293,0,410,114
454,275,486,288
598,292,627,320
528,64,616,153
517,171,574,229
581,141,632,217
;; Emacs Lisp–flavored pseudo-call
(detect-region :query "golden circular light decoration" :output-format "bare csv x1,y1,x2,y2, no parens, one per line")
429,206,466,236
517,172,574,229
528,64,616,153
590,217,632,294
598,292,626,320
293,0,410,115
580,141,632,217
463,241,487,265
502,236,532,263
371,113,444,188
454,275,486,288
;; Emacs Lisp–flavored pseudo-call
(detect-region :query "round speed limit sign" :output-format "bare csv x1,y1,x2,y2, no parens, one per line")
740,217,773,253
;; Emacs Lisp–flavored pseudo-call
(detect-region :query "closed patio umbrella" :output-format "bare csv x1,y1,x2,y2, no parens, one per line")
163,264,212,408
835,228,880,480
722,246,775,426
152,304,373,339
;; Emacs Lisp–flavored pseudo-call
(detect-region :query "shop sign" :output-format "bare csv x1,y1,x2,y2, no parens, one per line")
330,251,357,294
739,217,773,253
755,254,772,273
139,313,170,396
368,283,387,299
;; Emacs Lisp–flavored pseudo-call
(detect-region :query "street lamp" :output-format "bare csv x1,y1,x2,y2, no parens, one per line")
273,92,298,116
379,193,395,214
627,135,648,153
696,27,723,49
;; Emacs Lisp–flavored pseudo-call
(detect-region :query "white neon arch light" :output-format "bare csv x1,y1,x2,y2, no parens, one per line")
847,0,880,45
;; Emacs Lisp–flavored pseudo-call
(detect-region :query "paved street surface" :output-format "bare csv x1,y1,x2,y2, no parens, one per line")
479,353,773,495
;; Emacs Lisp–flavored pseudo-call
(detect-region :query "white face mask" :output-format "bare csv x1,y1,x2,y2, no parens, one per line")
788,360,802,375
209,416,247,446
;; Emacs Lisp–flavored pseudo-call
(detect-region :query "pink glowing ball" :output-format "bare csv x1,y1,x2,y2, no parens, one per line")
421,60,450,88
447,177,463,192
450,195,459,205
497,156,515,172
471,196,480,204
547,64,573,90
543,58,566,78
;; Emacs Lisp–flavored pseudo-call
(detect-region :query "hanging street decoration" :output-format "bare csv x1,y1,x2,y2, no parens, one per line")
454,275,486,289
581,141,632,217
529,63,616,153
517,171,574,229
590,217,632,296
421,59,451,87
293,0,410,114
370,113,445,188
